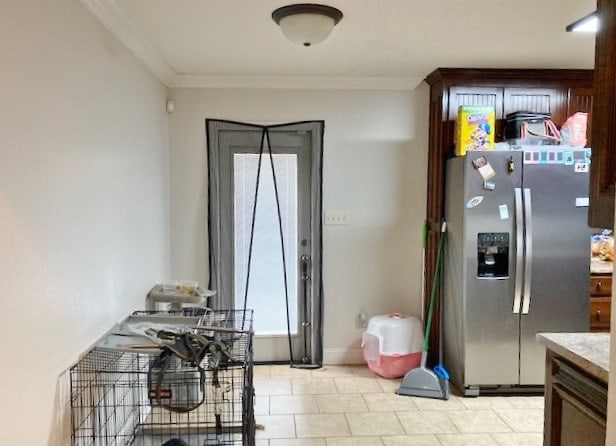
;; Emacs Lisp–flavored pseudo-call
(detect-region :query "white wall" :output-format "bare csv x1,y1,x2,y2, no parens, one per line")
168,86,429,363
0,1,170,444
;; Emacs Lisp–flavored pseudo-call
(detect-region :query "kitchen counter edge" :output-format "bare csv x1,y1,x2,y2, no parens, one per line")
536,332,610,383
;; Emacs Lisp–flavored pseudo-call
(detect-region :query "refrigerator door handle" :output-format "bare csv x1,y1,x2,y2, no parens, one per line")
513,188,524,314
522,188,533,314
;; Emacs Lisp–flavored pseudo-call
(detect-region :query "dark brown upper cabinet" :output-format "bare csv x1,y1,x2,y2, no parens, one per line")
589,0,616,228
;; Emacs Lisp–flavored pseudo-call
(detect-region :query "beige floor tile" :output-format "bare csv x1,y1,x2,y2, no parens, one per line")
494,409,544,433
396,411,458,434
255,395,270,415
377,377,403,393
296,414,351,438
251,366,544,445
459,396,515,410
411,395,466,411
362,392,417,412
346,412,405,436
335,377,384,394
311,365,356,378
254,378,293,396
503,396,544,409
255,414,296,439
317,394,368,413
381,435,440,445
446,410,512,434
491,432,543,446
270,394,319,415
327,437,384,445
270,364,314,378
437,433,499,445
293,378,338,395
270,439,326,446
254,365,271,379
350,365,379,377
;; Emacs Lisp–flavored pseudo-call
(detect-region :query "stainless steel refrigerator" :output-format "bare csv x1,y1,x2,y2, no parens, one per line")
443,148,593,396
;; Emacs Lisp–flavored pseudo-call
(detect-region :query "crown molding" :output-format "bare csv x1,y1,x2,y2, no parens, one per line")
81,0,422,91
80,0,174,85
170,74,423,90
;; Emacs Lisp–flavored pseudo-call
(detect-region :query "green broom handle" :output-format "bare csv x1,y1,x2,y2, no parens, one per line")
423,223,447,353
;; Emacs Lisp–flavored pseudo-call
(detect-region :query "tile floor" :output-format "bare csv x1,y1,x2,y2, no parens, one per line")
253,364,544,446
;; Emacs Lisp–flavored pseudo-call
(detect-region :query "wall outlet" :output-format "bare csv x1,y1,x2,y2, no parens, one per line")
358,310,368,329
324,211,351,225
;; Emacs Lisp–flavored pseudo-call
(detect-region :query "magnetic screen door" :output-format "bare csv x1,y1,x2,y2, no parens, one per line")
207,120,323,365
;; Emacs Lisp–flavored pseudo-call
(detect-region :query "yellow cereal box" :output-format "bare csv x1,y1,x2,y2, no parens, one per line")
454,105,496,156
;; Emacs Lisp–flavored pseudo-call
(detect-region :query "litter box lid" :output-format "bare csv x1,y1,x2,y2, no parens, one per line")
364,313,423,355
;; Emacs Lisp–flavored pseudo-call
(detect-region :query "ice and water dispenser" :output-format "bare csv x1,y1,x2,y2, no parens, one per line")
477,232,509,278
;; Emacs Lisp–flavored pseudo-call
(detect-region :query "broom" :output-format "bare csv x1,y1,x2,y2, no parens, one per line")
397,221,450,400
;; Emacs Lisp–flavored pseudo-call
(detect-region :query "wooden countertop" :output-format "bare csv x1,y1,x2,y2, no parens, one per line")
536,332,610,383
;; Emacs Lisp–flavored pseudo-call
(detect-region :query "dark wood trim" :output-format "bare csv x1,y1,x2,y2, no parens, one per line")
426,68,594,89
544,350,560,446
589,0,616,228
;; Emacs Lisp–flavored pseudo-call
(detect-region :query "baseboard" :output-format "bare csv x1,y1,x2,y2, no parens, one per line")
323,348,364,365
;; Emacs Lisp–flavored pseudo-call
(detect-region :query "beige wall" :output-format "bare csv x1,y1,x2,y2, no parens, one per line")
167,86,429,363
10,1,610,442
0,1,170,444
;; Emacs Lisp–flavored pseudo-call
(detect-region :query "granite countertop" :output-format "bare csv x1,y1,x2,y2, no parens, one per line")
536,332,610,383
591,257,613,275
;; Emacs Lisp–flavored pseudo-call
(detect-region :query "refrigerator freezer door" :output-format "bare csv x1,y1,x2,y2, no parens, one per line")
519,149,592,385
462,151,523,386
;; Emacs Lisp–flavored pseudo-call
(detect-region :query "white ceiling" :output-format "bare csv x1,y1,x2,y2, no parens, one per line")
84,0,597,89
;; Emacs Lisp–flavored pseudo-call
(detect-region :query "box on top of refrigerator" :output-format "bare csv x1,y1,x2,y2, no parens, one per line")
454,105,496,156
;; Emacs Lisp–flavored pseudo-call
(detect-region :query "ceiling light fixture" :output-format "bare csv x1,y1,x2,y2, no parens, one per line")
566,10,599,32
272,3,343,47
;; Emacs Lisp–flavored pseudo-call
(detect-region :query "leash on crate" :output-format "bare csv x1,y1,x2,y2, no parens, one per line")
148,331,235,413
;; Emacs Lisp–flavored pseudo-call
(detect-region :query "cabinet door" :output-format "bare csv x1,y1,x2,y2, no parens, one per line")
568,87,594,147
448,86,504,140
589,0,616,228
545,356,607,446
448,86,504,119
504,87,569,124
558,396,606,446
589,297,610,332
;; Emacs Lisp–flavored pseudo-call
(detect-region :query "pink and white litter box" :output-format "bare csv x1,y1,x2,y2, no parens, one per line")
361,313,423,379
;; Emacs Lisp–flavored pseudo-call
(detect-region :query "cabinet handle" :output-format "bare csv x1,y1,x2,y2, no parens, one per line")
595,310,603,320
596,282,603,292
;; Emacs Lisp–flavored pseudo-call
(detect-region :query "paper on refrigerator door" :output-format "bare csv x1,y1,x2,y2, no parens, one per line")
498,204,509,220
472,156,496,180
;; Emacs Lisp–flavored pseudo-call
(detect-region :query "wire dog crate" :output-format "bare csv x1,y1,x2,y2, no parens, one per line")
70,309,254,446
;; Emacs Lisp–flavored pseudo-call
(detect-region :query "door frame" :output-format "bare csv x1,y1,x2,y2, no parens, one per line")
206,119,324,365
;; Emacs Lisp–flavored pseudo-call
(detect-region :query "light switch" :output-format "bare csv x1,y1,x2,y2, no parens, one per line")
324,211,351,225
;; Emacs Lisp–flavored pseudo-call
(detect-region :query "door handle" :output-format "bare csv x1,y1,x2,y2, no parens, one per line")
513,188,524,314
522,188,533,314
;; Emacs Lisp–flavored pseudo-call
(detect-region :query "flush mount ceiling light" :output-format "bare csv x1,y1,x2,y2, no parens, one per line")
272,3,343,47
566,11,599,32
